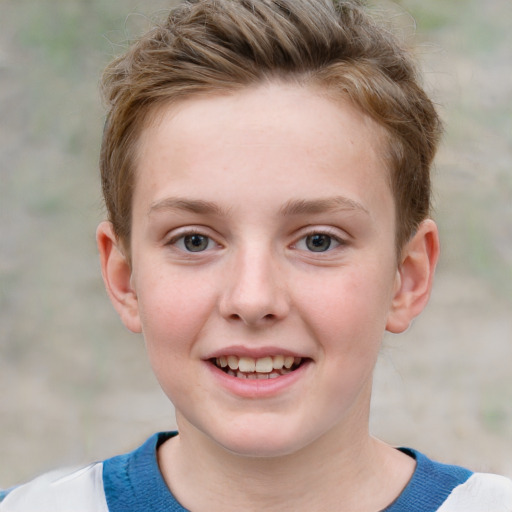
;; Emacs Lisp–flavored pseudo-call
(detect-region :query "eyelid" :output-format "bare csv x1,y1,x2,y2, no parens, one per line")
291,226,349,252
165,226,222,252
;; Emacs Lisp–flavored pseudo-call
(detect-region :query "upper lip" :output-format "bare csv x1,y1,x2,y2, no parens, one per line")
204,345,309,360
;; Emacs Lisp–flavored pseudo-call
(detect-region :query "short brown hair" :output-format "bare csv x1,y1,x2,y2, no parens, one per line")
100,0,441,254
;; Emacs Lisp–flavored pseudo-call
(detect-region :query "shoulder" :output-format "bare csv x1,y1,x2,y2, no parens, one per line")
0,432,178,512
385,449,512,512
409,449,512,511
438,472,512,512
395,448,473,505
0,464,109,512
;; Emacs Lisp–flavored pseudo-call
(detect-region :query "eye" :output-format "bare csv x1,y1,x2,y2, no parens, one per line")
294,232,343,253
305,234,333,252
170,233,217,252
183,234,211,252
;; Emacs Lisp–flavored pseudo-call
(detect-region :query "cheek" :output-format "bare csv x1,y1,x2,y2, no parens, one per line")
137,276,213,402
136,270,215,357
295,266,395,347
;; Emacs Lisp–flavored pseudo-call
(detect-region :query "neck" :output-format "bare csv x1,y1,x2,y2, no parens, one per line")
158,410,414,512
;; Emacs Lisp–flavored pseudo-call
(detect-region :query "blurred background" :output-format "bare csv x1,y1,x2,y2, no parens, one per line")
1,0,511,487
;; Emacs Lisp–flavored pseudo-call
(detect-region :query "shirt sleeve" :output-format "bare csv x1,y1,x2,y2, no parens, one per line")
0,489,13,503
437,473,512,512
0,464,109,512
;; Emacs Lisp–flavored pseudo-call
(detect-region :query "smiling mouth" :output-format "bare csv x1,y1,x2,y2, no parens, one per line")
211,355,305,380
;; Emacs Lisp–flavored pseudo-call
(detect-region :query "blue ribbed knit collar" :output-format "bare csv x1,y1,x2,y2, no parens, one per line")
103,432,472,512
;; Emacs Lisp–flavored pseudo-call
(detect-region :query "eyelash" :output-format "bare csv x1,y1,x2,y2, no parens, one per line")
165,228,347,254
166,229,219,253
293,229,346,253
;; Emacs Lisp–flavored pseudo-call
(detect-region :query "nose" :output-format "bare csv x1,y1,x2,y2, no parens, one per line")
219,245,290,327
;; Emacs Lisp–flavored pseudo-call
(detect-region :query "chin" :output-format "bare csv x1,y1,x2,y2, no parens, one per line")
209,421,315,459
224,439,302,459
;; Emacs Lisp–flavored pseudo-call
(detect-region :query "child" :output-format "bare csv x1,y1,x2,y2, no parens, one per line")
2,0,511,510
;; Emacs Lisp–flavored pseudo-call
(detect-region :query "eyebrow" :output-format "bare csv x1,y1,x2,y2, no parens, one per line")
148,196,369,218
279,196,369,216
148,197,230,217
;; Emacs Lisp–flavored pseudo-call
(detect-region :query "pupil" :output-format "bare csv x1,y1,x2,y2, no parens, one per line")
306,234,331,252
184,234,209,252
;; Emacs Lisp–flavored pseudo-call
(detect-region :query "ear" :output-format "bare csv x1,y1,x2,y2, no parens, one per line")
386,219,440,334
96,221,142,333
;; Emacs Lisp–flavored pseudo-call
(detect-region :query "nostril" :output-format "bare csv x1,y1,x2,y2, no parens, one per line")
219,285,290,325
228,312,277,324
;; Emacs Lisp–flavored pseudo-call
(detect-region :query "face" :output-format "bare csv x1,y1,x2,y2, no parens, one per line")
116,83,404,457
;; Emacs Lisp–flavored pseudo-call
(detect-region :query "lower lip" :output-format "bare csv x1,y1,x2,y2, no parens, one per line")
205,360,311,398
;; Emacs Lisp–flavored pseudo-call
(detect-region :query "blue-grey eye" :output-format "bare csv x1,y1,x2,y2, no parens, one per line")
305,234,332,252
183,234,210,252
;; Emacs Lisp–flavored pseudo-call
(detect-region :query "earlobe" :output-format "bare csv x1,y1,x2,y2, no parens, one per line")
96,221,142,333
386,219,440,334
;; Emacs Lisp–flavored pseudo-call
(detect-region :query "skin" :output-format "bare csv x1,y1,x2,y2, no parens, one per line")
97,82,439,511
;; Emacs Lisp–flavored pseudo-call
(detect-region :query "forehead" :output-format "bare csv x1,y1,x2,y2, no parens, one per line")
134,82,392,217
143,82,387,150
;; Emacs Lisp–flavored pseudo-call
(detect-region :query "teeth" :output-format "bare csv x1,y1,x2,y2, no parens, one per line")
284,356,294,369
239,357,256,373
215,354,303,377
255,356,273,373
272,355,284,369
227,355,238,370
